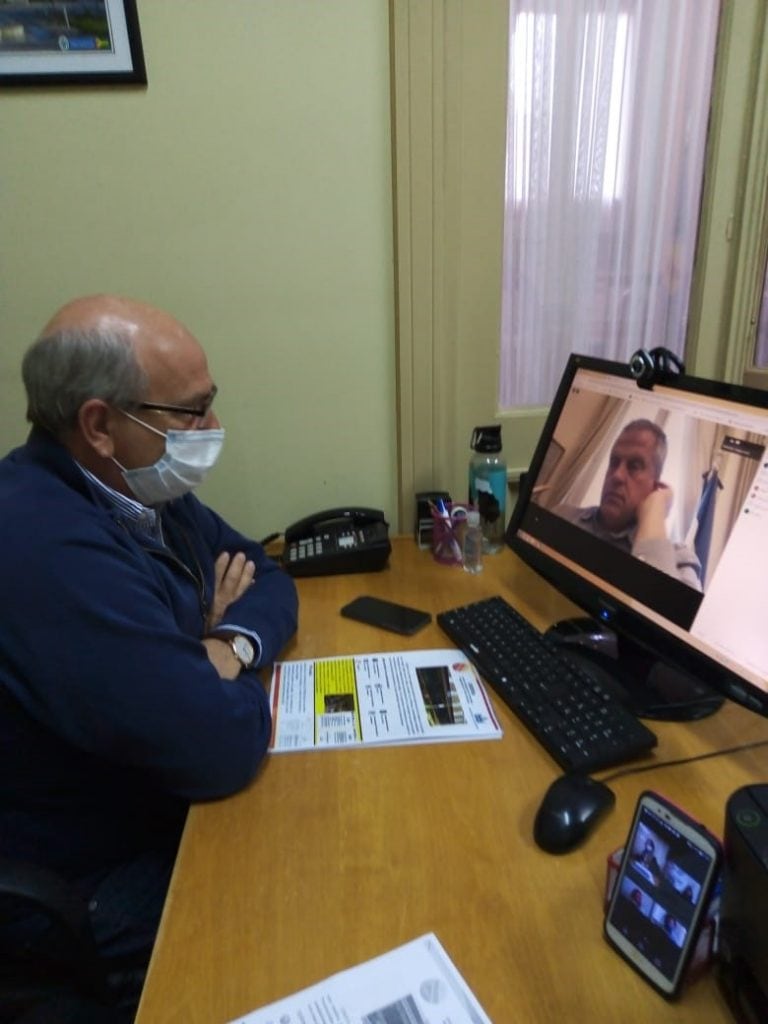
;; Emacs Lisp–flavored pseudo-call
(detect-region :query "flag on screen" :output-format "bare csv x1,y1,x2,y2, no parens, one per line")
693,467,723,583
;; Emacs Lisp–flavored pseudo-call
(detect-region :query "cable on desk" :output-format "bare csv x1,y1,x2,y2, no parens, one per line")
598,737,768,785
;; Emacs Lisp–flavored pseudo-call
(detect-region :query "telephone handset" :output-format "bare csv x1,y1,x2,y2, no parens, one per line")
282,507,391,577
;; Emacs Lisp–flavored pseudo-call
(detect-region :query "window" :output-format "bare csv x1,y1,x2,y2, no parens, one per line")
509,10,630,205
499,0,721,408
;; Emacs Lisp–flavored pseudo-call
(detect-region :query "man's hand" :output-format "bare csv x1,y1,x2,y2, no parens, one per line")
205,551,255,632
635,483,673,541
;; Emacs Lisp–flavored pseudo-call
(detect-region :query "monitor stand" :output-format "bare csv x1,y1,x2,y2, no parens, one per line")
546,616,723,722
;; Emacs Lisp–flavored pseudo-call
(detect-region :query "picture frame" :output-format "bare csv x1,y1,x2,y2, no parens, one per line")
0,0,146,87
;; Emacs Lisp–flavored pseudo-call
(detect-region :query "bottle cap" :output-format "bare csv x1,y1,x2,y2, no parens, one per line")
470,425,502,453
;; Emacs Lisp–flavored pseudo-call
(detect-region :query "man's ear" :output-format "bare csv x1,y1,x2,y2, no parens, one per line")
77,399,117,458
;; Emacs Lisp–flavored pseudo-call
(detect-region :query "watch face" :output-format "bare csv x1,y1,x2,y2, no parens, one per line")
232,635,255,667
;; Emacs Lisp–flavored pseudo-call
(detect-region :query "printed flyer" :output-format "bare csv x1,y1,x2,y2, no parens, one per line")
268,649,502,752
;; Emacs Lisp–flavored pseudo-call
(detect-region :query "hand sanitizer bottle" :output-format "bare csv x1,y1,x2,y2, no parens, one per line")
462,508,483,574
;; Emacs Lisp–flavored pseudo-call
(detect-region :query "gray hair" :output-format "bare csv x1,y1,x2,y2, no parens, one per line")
22,327,149,437
619,418,668,478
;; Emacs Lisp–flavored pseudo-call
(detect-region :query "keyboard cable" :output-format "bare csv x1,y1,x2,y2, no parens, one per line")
596,737,768,785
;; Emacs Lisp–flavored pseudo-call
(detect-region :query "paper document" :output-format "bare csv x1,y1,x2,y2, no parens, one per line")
228,932,493,1024
268,649,501,752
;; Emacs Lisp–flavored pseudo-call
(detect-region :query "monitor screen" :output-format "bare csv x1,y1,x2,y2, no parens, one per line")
505,354,768,721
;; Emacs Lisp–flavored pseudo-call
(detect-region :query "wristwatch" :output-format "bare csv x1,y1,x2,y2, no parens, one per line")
224,633,257,671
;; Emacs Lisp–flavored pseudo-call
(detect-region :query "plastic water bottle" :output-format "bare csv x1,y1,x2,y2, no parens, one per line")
462,508,483,574
468,425,506,553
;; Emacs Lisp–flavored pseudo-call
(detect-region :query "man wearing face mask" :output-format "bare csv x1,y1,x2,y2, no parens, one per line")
0,295,298,1014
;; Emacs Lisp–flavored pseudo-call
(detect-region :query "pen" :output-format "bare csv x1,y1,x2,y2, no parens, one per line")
427,499,449,519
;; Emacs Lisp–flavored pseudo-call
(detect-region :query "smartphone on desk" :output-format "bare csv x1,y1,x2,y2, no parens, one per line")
603,790,722,999
341,595,431,636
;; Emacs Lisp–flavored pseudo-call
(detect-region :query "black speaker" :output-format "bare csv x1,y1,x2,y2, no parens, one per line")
718,785,768,1023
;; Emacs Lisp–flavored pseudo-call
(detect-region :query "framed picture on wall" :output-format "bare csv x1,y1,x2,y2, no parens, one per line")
0,0,146,87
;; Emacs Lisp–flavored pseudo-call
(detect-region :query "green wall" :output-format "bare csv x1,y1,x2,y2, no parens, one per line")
0,0,397,538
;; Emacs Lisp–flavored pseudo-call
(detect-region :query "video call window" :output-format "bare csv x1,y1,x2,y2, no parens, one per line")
534,388,765,594
520,367,768,696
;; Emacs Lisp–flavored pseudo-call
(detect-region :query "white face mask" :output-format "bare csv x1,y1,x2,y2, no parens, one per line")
113,411,225,506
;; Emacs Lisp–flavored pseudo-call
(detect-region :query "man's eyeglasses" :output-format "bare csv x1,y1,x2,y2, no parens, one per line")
136,385,218,420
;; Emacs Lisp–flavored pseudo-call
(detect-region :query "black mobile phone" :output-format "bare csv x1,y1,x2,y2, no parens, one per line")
340,595,432,636
603,790,722,1000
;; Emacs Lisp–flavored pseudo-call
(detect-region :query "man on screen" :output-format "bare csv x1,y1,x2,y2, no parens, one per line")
555,419,702,589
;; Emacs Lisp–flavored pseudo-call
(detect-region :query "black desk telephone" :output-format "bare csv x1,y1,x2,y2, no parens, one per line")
282,507,391,577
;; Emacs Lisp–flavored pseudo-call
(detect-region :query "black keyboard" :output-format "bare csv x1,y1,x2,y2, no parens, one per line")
437,596,657,773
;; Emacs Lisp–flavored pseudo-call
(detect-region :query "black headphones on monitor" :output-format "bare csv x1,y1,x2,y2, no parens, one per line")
628,347,685,389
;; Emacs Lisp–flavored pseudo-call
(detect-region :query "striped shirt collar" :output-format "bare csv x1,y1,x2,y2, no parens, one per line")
77,464,163,541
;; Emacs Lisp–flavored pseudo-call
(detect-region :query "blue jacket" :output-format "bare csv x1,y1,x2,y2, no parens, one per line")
0,428,298,882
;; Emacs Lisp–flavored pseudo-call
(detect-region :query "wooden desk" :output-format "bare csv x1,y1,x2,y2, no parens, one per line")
137,538,768,1023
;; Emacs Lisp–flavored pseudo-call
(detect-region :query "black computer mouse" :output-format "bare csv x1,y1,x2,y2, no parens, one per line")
533,774,615,854
546,616,619,659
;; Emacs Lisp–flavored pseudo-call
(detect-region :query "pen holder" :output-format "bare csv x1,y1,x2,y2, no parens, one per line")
431,503,468,566
415,490,452,549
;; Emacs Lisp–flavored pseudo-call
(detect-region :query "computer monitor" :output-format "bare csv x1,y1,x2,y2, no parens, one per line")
505,353,768,722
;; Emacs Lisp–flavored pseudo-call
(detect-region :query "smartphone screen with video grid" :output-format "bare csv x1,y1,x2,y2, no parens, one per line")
603,790,722,999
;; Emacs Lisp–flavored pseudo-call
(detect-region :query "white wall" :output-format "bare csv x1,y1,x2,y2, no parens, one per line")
0,0,397,538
